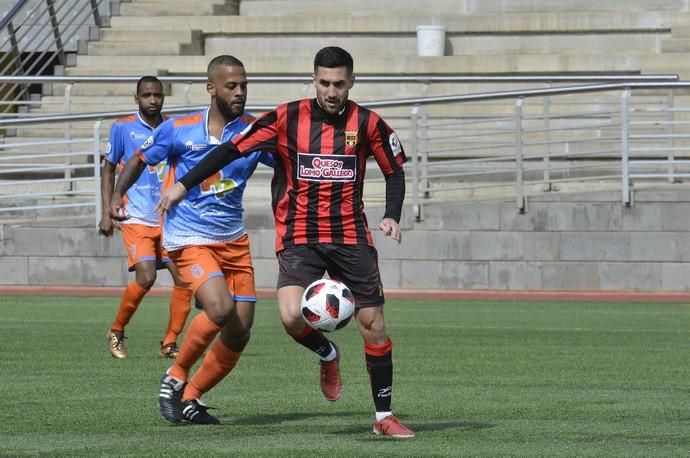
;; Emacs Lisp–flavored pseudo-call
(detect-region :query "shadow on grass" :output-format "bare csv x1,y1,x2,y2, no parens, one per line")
230,410,369,426
230,411,495,437
337,419,495,437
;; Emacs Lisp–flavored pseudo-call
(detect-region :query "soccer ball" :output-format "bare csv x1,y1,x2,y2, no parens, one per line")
300,278,356,332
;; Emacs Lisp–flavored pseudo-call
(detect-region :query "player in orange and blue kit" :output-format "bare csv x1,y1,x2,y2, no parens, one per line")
99,76,193,360
110,56,272,425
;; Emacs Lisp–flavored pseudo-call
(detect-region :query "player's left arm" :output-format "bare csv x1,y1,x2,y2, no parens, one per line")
110,154,146,221
379,169,405,243
369,117,407,243
258,151,275,168
111,121,174,220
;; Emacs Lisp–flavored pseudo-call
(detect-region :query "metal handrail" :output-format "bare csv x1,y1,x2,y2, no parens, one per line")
1,81,690,127
4,80,690,225
0,74,679,84
0,0,30,30
0,0,106,114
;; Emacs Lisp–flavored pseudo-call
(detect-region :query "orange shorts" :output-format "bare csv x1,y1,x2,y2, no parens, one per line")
168,234,256,302
120,223,170,271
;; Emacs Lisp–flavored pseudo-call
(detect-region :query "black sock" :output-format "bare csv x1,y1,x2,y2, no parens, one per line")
294,327,332,358
366,350,393,412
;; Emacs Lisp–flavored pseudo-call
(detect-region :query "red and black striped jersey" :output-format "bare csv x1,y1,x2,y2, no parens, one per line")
232,98,407,252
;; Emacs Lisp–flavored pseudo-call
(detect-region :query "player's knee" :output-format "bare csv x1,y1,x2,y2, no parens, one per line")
357,311,386,338
236,329,251,347
136,273,156,291
280,312,304,335
205,298,235,326
220,329,251,352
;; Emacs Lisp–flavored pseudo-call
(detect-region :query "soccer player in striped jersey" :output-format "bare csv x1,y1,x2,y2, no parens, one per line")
110,56,273,425
158,47,415,438
99,76,193,360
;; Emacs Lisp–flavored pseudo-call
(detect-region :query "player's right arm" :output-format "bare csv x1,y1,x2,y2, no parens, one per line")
100,122,126,234
99,161,118,236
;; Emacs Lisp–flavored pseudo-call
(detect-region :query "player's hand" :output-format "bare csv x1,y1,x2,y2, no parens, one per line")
379,217,402,243
109,192,130,222
98,213,115,237
156,181,187,214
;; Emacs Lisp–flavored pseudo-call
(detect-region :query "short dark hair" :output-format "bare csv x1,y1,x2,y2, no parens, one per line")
313,46,353,74
207,55,245,77
136,75,162,95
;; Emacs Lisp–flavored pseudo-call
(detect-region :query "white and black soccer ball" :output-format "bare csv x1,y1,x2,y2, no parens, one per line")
300,278,356,332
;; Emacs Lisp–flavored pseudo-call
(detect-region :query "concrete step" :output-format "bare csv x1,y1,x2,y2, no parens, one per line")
86,40,196,56
32,94,683,121
0,135,98,151
98,28,197,43
107,11,677,34
68,53,651,76
119,0,237,16
45,80,679,102
670,24,690,37
238,0,460,16
237,0,686,16
461,0,688,13
661,37,690,52
204,33,662,58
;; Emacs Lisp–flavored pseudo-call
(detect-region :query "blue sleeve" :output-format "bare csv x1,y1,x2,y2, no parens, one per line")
259,151,274,168
105,122,124,165
139,119,178,165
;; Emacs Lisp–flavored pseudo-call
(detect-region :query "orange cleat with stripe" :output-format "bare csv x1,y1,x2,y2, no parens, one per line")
373,415,415,438
319,343,341,401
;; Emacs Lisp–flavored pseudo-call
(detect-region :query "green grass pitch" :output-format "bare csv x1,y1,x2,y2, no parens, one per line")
1,295,689,457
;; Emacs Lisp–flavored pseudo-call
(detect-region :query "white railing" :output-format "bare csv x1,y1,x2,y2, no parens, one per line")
0,74,679,117
403,82,690,219
4,79,690,225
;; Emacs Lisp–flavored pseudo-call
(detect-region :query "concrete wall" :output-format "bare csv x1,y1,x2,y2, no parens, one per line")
2,186,690,292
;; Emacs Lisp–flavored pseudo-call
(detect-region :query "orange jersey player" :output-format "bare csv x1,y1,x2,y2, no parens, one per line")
99,76,192,360
110,56,272,425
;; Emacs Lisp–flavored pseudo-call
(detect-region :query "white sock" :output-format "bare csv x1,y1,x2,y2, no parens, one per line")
375,411,393,422
320,342,337,362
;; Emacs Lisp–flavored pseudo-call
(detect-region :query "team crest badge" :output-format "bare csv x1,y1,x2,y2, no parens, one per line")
345,131,357,147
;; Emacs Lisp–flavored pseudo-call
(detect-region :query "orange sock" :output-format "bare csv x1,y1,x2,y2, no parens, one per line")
161,286,192,345
111,281,148,332
183,339,241,401
169,312,220,381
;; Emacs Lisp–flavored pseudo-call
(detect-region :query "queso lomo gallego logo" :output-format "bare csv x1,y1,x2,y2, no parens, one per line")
297,153,357,182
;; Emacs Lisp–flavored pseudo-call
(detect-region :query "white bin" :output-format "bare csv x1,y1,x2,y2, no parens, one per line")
416,25,446,57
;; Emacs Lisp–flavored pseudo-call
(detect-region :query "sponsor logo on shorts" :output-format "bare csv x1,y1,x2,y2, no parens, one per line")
297,153,356,182
191,264,205,280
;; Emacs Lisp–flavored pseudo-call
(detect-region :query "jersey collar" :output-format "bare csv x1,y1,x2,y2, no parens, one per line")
203,106,246,142
311,98,348,124
136,111,163,130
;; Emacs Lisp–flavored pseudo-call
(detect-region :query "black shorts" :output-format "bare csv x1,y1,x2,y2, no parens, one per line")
277,243,385,308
